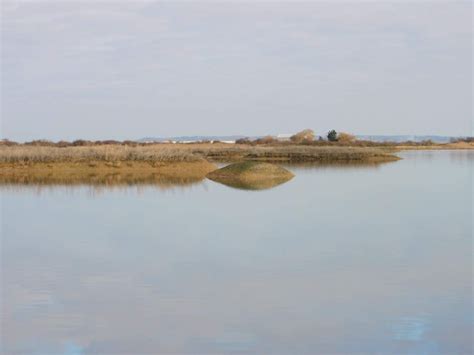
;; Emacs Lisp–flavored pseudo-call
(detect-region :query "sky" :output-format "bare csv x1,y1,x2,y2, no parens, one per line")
1,0,472,141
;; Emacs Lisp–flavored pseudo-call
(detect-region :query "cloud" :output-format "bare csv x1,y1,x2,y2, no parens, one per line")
1,1,472,140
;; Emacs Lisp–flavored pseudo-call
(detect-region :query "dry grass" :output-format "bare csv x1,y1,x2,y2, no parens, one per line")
0,143,400,166
0,145,202,164
187,144,399,162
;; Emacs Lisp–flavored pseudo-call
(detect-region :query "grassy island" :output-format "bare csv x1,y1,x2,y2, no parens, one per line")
207,161,294,190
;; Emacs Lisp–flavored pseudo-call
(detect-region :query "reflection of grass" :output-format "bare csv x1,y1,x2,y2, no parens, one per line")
0,173,204,187
207,162,294,190
0,161,216,187
280,158,400,170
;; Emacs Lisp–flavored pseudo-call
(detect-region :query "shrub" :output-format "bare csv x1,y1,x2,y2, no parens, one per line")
24,140,55,146
337,132,356,143
327,130,338,142
72,139,91,146
254,136,277,144
0,139,19,146
97,140,120,145
290,129,315,143
235,138,252,144
56,141,72,148
450,137,474,143
420,140,434,146
122,140,138,146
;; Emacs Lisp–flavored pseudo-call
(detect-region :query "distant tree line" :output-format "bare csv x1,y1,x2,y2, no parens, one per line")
3,133,471,148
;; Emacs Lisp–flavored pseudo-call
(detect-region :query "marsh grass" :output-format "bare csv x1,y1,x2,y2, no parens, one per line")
0,145,202,164
194,144,399,162
0,143,399,166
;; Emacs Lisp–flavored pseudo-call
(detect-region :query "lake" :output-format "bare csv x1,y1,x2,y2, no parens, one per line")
1,151,472,354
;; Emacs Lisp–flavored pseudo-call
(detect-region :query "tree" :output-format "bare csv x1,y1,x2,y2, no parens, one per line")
327,130,338,142
290,129,315,143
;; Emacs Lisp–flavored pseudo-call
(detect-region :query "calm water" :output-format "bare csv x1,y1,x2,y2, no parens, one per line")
1,151,472,354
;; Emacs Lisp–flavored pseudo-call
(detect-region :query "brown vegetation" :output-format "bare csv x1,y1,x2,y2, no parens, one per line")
0,143,400,167
290,129,315,143
337,132,356,143
195,144,400,162
3,135,473,150
0,145,203,164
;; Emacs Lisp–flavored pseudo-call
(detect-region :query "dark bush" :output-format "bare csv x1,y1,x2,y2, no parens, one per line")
254,136,277,145
327,130,338,142
72,140,92,146
235,138,252,144
0,139,19,146
56,141,72,148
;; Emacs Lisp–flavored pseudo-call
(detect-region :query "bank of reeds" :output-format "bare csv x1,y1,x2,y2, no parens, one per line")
0,143,400,165
191,144,399,162
0,145,202,164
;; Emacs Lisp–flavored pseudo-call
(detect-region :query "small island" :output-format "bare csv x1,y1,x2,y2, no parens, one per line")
207,161,294,190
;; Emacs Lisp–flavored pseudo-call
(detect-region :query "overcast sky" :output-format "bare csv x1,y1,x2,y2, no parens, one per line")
1,0,472,141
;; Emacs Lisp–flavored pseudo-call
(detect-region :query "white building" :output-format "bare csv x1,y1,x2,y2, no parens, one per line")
276,133,292,141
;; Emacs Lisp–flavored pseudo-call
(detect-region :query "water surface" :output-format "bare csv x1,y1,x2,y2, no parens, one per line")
1,151,472,354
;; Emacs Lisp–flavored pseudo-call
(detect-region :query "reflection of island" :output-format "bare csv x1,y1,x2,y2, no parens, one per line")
208,176,294,191
207,161,294,191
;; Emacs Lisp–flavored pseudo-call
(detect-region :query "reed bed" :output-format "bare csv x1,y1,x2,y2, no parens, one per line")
0,143,399,164
191,144,398,162
0,145,201,163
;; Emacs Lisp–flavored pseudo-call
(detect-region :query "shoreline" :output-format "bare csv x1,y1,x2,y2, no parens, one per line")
395,142,474,150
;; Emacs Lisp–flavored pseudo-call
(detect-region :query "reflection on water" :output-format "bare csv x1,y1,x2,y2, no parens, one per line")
206,176,292,190
206,174,294,191
0,171,205,188
0,160,396,191
1,151,472,354
281,158,401,169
